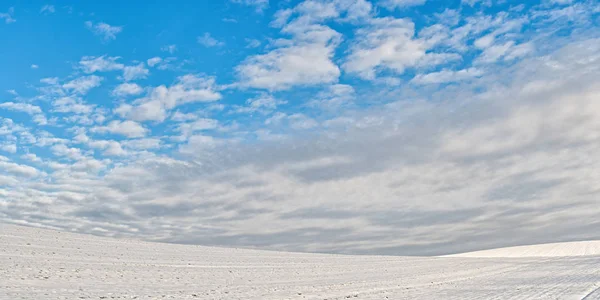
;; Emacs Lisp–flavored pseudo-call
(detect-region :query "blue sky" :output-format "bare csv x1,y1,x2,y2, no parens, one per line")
1,0,600,255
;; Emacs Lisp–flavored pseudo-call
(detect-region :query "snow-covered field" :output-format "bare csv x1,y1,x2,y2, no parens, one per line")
447,241,600,258
1,224,599,300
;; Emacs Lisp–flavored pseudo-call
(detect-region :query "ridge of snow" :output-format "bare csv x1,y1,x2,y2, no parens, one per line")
447,240,600,258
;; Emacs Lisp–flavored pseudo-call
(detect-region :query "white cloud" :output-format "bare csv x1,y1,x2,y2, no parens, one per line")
308,84,355,109
171,111,201,122
122,63,149,81
112,83,143,97
40,77,59,85
0,157,40,177
343,17,437,79
0,102,42,115
21,153,42,163
85,21,122,41
147,57,162,67
92,120,148,138
197,33,224,47
231,0,269,12
52,97,95,114
0,143,17,153
233,93,286,114
40,5,55,14
161,45,177,53
119,74,222,122
62,75,103,94
245,38,261,48
0,7,16,24
30,64,39,69
80,56,124,73
121,138,162,150
86,139,128,156
381,0,427,10
175,118,219,138
411,68,484,84
236,2,352,90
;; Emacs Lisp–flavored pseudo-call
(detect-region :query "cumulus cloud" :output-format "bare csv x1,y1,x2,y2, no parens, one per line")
0,102,42,115
112,83,143,96
80,56,124,73
92,120,148,138
122,63,149,81
233,93,286,114
343,17,441,79
62,75,103,94
234,0,371,90
117,74,222,122
197,33,224,47
85,21,122,41
147,57,162,67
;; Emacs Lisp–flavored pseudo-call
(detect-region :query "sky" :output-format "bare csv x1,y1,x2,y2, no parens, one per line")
0,0,599,256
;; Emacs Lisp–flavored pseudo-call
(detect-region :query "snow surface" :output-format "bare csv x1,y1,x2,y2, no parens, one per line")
447,241,600,258
1,224,599,300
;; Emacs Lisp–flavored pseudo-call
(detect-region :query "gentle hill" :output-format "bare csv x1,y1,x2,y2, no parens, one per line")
447,240,600,258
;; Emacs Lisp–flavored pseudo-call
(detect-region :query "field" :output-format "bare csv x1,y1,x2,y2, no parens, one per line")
1,224,599,299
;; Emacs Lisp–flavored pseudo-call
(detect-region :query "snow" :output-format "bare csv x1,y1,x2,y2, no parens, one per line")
447,241,600,258
1,224,599,300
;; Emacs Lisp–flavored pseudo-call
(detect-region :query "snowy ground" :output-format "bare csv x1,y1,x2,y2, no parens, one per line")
1,224,599,300
446,241,600,258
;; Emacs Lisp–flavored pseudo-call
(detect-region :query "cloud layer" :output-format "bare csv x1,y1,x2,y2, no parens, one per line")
1,0,599,255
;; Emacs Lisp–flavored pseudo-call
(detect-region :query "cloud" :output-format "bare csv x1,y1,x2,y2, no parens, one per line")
112,83,143,97
52,97,95,114
411,68,484,85
161,45,177,53
122,63,149,81
147,57,162,67
308,84,355,109
175,118,219,138
0,102,42,115
3,0,600,257
230,0,269,12
343,17,430,79
117,74,222,122
245,38,261,48
0,7,16,24
197,33,224,47
0,143,17,153
233,93,286,114
92,120,148,138
80,56,124,73
40,5,55,14
235,1,369,90
30,64,39,69
0,156,40,177
85,21,122,41
40,77,59,85
62,75,103,94
381,0,427,9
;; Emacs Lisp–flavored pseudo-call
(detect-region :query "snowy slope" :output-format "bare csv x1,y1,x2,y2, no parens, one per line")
1,224,599,300
447,241,600,258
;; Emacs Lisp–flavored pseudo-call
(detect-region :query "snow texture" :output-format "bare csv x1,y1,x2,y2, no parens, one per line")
1,224,599,299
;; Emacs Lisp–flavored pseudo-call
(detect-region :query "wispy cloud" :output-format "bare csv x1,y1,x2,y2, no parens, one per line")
0,7,16,24
197,33,224,47
85,21,122,41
